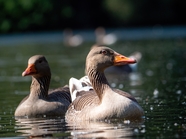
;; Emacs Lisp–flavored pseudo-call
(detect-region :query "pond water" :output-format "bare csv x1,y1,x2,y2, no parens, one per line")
0,39,186,138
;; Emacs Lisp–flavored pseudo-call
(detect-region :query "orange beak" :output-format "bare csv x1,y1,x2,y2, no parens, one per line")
22,63,37,76
114,53,136,66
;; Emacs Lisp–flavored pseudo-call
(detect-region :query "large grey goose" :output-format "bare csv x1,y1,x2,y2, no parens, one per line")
66,46,144,122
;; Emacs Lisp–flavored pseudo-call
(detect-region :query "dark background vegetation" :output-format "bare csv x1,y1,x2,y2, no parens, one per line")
0,0,186,33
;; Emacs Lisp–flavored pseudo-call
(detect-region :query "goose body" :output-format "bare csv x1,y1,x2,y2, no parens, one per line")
95,27,117,45
14,55,71,117
66,46,144,121
63,28,83,47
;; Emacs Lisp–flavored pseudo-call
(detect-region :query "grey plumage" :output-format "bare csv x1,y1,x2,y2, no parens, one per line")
14,55,71,118
66,46,144,122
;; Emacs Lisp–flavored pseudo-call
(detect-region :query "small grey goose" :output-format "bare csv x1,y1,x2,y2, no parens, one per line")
14,55,71,118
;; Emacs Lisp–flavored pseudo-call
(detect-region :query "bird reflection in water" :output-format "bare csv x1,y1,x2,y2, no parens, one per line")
15,117,68,138
66,119,144,138
15,117,144,138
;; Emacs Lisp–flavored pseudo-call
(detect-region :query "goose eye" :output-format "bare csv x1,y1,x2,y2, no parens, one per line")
38,60,42,63
100,50,107,55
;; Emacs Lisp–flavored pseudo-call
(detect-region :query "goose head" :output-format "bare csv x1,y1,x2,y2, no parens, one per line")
86,46,136,73
22,55,51,78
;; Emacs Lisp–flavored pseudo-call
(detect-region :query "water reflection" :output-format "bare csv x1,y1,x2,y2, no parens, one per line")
15,117,68,138
15,117,144,138
66,120,144,138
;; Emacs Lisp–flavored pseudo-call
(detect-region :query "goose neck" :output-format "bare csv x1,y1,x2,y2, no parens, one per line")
88,69,110,100
30,76,50,99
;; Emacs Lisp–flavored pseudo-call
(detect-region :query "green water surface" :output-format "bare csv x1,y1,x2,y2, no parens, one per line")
0,39,186,138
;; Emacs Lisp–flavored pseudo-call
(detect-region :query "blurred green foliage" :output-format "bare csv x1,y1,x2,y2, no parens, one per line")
0,0,52,32
0,0,185,33
104,0,135,23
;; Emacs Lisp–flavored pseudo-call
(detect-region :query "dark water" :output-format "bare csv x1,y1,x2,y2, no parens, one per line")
0,39,186,138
